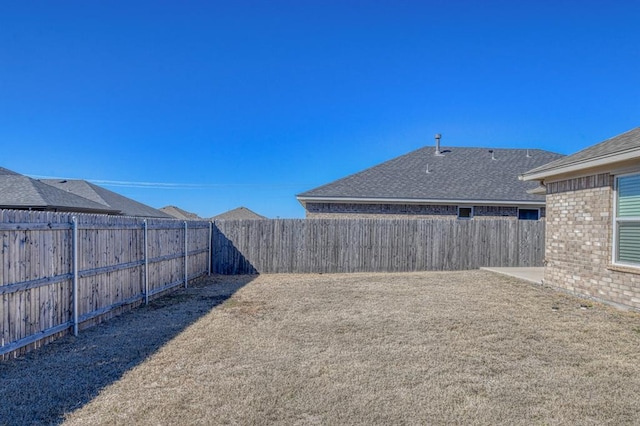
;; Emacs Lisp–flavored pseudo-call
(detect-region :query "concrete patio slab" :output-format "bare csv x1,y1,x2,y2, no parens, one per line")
480,267,544,285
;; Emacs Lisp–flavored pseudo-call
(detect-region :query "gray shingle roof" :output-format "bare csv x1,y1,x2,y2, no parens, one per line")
213,207,266,220
523,127,640,178
298,146,564,203
41,179,172,218
0,167,21,176
160,205,201,220
0,171,119,213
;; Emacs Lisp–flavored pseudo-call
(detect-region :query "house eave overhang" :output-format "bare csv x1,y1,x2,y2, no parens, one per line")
296,196,545,207
520,148,640,182
526,185,547,195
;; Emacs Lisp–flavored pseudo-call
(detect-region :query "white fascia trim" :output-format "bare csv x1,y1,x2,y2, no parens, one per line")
296,196,545,206
520,149,640,181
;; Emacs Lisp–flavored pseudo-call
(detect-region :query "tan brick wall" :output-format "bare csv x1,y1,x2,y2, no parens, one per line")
544,173,640,311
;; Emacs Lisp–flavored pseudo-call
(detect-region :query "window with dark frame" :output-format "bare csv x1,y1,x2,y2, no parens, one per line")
518,208,540,220
615,173,640,266
458,207,473,219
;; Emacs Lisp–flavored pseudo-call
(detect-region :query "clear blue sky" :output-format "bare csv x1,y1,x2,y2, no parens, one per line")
1,1,639,218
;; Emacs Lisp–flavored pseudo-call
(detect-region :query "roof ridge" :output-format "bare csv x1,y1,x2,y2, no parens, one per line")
26,179,49,205
84,181,171,218
83,181,120,206
40,179,112,207
32,179,120,212
0,167,21,176
297,144,564,202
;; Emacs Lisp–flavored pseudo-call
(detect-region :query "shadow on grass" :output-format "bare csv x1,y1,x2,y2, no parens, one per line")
0,274,257,426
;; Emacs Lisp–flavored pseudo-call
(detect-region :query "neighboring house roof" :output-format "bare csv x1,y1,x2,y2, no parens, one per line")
41,179,172,218
160,205,201,220
298,146,564,206
0,167,21,176
212,207,266,220
522,127,640,181
0,168,118,214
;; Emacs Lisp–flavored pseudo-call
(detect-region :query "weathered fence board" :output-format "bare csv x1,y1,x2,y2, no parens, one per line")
0,209,210,358
212,218,545,274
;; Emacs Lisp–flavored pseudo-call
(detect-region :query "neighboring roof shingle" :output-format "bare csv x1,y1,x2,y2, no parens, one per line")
41,179,172,218
522,127,640,179
298,146,564,203
160,205,201,220
0,167,21,176
213,207,266,220
0,171,119,213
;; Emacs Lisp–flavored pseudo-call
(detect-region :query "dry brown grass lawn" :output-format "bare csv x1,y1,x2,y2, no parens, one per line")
3,271,640,425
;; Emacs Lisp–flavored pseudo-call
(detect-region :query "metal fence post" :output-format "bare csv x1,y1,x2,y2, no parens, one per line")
71,216,79,336
144,220,149,305
208,221,212,275
184,221,188,288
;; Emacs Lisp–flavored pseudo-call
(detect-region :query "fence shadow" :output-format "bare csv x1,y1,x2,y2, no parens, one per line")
0,274,257,426
212,221,258,274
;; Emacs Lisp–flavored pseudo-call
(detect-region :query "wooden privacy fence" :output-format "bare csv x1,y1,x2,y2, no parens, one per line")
1,209,211,358
212,218,545,274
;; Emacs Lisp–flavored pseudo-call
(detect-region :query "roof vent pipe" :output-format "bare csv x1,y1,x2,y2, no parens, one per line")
434,134,444,156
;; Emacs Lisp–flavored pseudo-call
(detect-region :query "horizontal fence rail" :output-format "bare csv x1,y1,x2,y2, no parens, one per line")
1,209,211,358
212,218,545,274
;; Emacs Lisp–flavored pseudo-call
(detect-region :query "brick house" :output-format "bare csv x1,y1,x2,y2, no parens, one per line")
297,136,563,219
521,127,640,310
